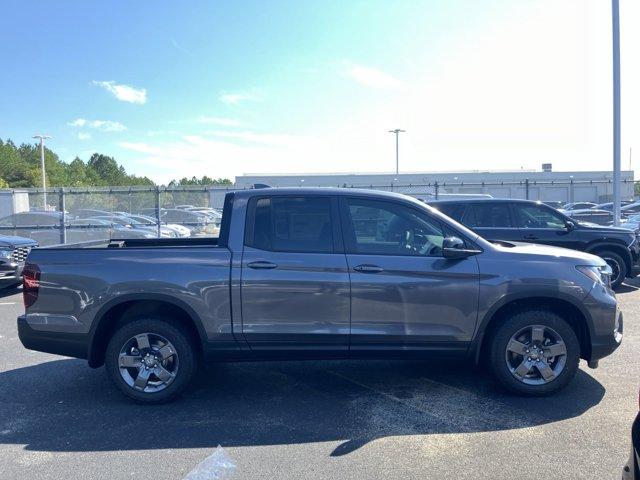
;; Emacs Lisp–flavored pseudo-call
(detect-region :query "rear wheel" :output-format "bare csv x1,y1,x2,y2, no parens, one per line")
105,318,198,403
596,250,626,288
489,310,580,396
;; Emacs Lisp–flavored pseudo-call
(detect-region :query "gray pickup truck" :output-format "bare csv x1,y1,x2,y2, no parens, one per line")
18,188,622,403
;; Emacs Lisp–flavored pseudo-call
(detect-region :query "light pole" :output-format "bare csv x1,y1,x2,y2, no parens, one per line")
33,135,51,209
612,0,621,226
388,129,406,175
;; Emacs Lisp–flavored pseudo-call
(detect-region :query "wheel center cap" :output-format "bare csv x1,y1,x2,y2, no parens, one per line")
144,355,156,367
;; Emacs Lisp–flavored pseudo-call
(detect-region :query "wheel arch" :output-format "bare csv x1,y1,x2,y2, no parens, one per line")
473,295,593,365
585,241,632,273
87,294,206,368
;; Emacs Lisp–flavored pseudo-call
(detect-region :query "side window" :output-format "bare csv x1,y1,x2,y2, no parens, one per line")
469,203,512,228
436,203,467,223
346,199,445,257
515,204,566,229
248,196,333,253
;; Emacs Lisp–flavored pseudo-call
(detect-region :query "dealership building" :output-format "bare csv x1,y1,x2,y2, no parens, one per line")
235,168,635,204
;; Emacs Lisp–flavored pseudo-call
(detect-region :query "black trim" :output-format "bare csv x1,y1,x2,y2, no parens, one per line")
17,315,88,359
218,192,234,248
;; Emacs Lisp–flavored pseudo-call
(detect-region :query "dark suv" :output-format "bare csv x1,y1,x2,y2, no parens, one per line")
429,199,640,288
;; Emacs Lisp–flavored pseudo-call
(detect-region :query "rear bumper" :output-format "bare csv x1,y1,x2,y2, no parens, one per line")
17,315,88,359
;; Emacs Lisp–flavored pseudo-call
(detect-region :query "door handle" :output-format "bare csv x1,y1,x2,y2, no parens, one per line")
353,264,384,273
523,234,538,240
247,261,278,270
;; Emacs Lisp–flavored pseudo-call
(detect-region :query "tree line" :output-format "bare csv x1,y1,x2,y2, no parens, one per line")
0,138,231,189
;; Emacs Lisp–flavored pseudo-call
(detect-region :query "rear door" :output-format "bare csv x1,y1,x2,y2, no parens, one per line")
240,195,350,352
461,202,520,242
341,197,480,352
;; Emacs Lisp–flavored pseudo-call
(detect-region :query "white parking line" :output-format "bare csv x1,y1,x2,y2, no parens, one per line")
0,302,16,305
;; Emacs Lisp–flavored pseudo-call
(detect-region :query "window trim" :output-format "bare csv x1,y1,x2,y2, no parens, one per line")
511,202,569,230
243,195,343,254
339,196,472,257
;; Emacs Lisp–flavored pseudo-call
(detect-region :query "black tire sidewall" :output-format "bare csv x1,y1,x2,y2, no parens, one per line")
105,318,198,403
489,310,580,396
596,250,626,288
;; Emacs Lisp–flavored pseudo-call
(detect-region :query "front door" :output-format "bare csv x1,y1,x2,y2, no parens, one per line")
340,197,480,353
511,202,580,250
241,195,350,352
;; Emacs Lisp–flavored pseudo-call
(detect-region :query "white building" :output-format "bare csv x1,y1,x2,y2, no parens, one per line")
235,170,635,203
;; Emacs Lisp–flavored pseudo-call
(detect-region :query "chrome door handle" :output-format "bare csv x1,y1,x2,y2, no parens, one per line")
523,234,538,240
353,264,384,273
247,261,278,269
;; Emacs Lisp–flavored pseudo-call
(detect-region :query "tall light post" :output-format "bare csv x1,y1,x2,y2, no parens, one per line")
388,129,406,175
33,135,51,209
612,0,621,226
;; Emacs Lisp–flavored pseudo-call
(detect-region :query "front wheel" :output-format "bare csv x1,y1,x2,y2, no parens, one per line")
596,250,626,289
105,318,198,403
489,310,580,396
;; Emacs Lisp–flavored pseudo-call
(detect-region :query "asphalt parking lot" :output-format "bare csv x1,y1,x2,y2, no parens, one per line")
0,283,639,480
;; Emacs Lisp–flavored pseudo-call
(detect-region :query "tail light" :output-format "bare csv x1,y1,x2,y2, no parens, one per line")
22,263,40,308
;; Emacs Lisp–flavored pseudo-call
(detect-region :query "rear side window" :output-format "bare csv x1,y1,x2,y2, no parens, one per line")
467,203,512,228
436,203,467,222
247,196,334,253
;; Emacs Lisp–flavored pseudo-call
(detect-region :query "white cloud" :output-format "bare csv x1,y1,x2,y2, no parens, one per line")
68,118,126,132
77,132,91,140
92,80,147,104
195,116,242,127
206,130,307,147
344,62,403,89
68,118,87,127
219,90,261,106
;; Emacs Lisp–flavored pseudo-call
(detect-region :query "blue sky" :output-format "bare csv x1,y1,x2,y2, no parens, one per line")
1,0,638,183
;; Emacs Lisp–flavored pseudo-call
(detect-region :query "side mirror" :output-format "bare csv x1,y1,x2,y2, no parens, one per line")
565,221,576,231
442,236,482,259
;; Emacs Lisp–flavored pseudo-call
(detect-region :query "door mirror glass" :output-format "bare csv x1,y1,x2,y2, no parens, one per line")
442,236,481,259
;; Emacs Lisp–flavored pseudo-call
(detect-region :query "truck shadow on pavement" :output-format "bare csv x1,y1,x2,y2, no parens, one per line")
0,358,605,456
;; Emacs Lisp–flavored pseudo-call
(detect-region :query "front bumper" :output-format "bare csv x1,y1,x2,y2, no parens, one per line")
0,261,23,285
582,284,623,363
17,315,88,359
589,308,623,362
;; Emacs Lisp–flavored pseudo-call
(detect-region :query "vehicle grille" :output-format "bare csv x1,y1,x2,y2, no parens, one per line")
10,246,32,264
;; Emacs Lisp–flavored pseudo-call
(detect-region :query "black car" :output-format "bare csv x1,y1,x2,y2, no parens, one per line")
429,198,640,288
623,396,640,479
0,235,38,288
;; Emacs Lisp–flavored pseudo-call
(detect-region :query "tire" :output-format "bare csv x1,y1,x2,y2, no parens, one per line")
595,250,626,289
489,310,580,396
105,318,198,403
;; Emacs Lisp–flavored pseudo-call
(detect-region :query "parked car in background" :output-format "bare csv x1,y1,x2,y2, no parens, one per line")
542,201,565,209
140,208,217,236
429,198,640,288
75,208,112,218
186,207,222,226
125,214,191,238
560,202,597,211
0,212,73,246
562,208,614,226
91,216,173,238
621,214,640,233
0,235,37,288
622,387,640,479
18,189,622,403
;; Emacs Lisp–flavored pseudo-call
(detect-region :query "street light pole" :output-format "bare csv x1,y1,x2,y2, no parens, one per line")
612,0,621,226
33,135,51,209
388,129,406,175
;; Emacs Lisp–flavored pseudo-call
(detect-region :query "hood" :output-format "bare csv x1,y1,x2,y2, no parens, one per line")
575,222,634,235
0,235,38,249
491,241,605,265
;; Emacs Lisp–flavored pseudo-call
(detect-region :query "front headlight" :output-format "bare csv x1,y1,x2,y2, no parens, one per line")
0,249,12,260
576,264,612,286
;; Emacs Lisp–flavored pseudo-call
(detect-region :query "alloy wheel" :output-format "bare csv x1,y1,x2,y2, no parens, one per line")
504,325,567,385
118,333,179,393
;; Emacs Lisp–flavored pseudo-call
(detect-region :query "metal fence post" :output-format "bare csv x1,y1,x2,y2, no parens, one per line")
155,185,161,238
434,181,439,200
525,179,529,200
59,188,66,244
570,179,574,203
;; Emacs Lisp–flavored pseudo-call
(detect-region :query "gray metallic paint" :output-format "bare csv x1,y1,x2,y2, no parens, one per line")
20,188,622,367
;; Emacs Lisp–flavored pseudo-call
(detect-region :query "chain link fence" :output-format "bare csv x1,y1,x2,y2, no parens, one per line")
0,179,637,247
